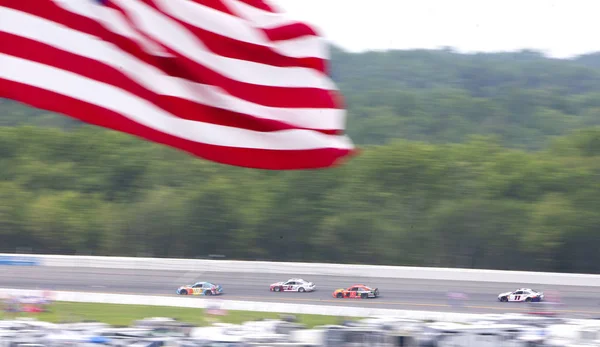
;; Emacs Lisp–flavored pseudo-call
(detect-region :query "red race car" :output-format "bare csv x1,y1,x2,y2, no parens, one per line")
333,284,379,299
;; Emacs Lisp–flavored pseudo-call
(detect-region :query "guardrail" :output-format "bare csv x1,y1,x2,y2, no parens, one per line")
2,253,600,287
0,287,482,323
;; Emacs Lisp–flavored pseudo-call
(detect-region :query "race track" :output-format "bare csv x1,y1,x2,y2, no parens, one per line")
2,266,600,318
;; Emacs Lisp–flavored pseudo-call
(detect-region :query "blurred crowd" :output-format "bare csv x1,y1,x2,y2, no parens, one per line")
1,291,53,316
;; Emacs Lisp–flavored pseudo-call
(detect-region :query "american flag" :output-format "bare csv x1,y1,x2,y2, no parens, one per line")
0,0,354,170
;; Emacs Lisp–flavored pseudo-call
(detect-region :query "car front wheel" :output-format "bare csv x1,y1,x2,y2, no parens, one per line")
500,297,508,302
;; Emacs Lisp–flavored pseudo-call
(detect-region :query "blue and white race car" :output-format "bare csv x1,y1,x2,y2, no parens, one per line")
177,282,223,296
498,288,544,302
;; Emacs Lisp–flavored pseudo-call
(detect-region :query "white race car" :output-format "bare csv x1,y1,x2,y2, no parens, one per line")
498,288,544,302
270,278,316,292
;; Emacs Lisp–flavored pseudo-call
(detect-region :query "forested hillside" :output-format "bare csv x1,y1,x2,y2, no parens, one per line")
1,48,600,273
0,126,599,272
329,48,600,148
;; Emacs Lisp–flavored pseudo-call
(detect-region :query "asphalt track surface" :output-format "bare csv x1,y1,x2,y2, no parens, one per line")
2,266,600,318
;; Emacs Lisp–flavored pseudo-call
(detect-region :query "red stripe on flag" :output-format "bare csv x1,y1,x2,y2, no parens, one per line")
235,0,278,13
263,22,321,42
186,0,238,16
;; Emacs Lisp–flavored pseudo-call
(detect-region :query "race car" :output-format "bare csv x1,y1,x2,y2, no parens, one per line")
497,288,544,302
333,284,379,299
270,278,316,292
177,282,223,296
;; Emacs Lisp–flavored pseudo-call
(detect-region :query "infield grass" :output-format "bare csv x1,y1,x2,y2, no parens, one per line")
0,301,355,328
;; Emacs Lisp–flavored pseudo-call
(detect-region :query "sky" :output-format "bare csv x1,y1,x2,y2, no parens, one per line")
271,0,600,59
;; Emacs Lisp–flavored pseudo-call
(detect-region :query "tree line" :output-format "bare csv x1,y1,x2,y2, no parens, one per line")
0,125,599,273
